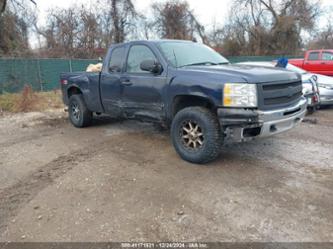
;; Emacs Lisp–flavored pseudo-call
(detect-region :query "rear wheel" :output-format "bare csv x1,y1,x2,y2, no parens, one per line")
68,94,92,128
171,107,222,164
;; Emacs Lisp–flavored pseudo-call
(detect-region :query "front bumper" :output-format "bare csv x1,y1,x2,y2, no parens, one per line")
319,87,333,106
320,96,333,106
218,97,307,143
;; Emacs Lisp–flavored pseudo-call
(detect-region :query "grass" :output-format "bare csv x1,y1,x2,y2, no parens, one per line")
0,85,64,113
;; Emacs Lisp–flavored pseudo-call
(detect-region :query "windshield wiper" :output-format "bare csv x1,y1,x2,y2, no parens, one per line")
179,61,228,68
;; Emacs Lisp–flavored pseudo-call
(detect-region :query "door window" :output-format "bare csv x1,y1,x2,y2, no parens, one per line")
322,52,333,61
127,45,157,73
308,52,320,61
109,46,125,72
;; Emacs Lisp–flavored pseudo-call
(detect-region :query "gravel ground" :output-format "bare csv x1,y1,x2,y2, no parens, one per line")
0,108,332,242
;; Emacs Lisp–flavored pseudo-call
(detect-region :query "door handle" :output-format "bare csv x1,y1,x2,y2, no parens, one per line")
120,79,133,86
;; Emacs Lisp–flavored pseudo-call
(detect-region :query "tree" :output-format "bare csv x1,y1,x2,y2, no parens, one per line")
151,0,208,43
307,8,333,49
0,0,36,56
308,24,333,49
108,0,139,43
211,0,321,55
34,0,140,58
35,6,102,58
0,0,36,15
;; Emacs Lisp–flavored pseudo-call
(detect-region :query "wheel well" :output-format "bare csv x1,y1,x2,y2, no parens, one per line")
67,87,82,98
172,95,215,117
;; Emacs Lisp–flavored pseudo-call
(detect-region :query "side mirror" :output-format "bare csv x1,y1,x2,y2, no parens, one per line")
140,60,163,74
109,65,121,72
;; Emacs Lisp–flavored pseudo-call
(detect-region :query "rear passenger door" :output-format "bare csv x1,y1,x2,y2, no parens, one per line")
304,51,322,74
100,45,126,116
120,44,167,121
321,51,333,76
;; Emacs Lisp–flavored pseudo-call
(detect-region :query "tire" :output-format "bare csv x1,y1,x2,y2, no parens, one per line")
171,107,222,164
307,106,315,115
68,94,92,128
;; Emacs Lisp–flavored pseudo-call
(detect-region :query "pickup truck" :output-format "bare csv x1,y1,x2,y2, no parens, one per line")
60,40,307,164
289,49,333,76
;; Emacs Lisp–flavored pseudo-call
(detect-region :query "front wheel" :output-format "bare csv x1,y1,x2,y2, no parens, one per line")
68,94,92,128
171,107,222,164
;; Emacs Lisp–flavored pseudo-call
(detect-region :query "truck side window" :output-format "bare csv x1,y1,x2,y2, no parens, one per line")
308,52,320,61
127,45,157,73
109,47,125,72
322,52,333,61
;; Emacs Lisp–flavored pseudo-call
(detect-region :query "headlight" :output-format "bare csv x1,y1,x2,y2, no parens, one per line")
223,83,257,107
302,83,313,95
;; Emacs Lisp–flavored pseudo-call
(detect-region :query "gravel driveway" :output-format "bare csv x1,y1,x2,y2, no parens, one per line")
0,109,332,242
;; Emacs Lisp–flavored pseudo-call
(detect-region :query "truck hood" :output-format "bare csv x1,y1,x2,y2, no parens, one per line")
315,74,333,85
302,73,333,87
180,64,300,83
302,73,316,82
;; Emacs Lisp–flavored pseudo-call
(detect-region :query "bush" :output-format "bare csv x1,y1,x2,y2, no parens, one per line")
14,85,37,112
0,86,63,113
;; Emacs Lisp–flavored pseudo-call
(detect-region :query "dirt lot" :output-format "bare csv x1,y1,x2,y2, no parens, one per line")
0,108,332,242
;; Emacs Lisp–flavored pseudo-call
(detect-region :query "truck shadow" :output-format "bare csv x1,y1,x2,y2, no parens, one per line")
91,114,123,127
85,114,289,169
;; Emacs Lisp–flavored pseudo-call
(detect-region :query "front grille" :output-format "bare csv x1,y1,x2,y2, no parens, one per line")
264,92,303,105
259,80,303,110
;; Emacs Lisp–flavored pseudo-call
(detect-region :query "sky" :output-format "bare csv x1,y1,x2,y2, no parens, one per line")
30,0,333,47
33,0,333,26
33,0,232,28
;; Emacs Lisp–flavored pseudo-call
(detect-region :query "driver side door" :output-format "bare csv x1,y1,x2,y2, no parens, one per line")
120,44,167,121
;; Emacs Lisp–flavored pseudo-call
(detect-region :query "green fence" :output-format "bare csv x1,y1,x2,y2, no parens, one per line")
227,55,300,63
0,56,300,94
0,58,98,93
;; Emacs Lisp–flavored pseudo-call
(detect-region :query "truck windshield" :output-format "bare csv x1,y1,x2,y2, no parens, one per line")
158,42,229,68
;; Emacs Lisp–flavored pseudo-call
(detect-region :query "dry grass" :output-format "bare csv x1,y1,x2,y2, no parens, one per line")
0,85,64,113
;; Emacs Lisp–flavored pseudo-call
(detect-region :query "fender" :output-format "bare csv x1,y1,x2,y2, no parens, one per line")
67,74,103,112
165,74,224,119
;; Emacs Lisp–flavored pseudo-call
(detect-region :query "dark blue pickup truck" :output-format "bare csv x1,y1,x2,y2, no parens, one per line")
60,40,307,164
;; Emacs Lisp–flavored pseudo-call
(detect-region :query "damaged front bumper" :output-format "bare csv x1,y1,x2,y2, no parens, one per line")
218,97,307,143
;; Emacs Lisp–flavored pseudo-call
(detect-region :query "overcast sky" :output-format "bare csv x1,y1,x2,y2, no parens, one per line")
33,0,232,27
33,0,333,26
30,0,333,47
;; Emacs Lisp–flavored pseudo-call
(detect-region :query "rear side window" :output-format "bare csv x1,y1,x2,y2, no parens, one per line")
126,45,157,73
109,47,125,72
322,52,333,61
308,52,320,61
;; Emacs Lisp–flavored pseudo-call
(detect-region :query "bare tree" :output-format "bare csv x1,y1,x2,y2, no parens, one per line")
0,0,36,56
108,0,139,43
35,6,98,58
0,0,36,15
151,0,207,43
34,1,140,58
308,11,333,49
210,0,321,55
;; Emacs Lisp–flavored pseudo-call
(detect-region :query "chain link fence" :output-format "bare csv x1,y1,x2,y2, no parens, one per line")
0,56,299,94
0,58,98,93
